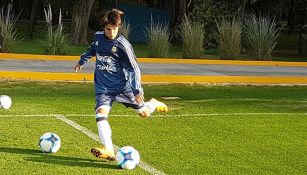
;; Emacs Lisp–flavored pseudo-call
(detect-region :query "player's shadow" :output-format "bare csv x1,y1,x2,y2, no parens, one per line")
0,146,118,169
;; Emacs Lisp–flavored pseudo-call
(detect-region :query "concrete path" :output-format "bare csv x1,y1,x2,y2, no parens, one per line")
0,53,307,84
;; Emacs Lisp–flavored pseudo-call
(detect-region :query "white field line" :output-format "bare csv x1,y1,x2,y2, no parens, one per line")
65,113,307,117
0,112,306,118
54,115,166,175
0,114,59,117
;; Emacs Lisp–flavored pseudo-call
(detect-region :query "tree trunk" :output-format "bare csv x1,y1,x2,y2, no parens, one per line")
165,0,186,30
175,0,186,25
71,0,95,44
298,2,306,56
287,0,295,34
28,0,40,38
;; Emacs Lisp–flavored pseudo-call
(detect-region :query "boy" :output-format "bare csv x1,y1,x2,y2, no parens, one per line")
75,9,168,161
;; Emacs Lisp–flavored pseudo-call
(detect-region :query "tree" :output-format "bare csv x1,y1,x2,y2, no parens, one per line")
29,0,40,38
164,0,189,31
71,0,95,44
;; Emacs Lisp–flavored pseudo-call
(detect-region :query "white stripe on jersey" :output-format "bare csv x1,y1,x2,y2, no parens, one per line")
119,39,141,89
95,31,104,34
117,36,141,89
117,37,140,75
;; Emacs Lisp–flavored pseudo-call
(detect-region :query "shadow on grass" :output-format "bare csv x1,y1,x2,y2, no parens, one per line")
0,146,118,169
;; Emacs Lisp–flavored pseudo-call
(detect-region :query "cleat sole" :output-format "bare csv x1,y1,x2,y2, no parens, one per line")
91,148,115,161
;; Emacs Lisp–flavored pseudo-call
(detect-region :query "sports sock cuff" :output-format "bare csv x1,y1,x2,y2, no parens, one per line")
96,113,108,122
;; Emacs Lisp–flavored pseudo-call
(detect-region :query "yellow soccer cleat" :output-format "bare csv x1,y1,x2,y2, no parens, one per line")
150,98,168,112
91,147,115,161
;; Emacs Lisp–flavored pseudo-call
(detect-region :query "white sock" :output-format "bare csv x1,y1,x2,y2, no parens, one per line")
96,114,114,153
145,101,156,113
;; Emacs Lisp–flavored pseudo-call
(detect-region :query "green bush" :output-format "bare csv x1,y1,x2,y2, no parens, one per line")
190,0,245,48
180,16,204,59
244,14,280,60
146,19,170,58
217,17,241,59
44,5,69,55
0,3,22,53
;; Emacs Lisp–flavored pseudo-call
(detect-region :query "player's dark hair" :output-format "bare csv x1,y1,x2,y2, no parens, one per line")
98,9,124,29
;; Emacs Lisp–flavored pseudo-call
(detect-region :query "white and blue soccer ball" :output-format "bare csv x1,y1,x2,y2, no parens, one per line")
38,132,61,153
116,146,140,170
0,95,12,109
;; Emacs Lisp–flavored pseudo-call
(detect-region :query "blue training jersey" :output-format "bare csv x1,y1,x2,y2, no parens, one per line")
78,31,143,96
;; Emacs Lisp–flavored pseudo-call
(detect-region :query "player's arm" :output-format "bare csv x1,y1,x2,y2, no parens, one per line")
75,42,96,72
119,45,144,104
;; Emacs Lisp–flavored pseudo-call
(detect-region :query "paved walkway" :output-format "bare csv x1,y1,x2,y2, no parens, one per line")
0,53,307,84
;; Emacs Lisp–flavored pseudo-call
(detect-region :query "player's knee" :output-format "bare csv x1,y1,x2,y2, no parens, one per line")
95,106,110,122
96,105,110,115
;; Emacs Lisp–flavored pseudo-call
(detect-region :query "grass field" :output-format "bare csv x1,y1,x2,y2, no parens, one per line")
0,80,306,174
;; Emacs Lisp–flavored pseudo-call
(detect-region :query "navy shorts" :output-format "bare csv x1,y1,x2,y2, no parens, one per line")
95,90,144,111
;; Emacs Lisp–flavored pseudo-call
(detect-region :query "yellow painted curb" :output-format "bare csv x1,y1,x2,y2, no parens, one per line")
0,53,307,67
0,71,93,81
0,53,80,61
142,75,307,84
138,58,307,67
1,71,307,84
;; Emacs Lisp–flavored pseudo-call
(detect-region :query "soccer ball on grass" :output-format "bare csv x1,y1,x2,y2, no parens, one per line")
116,146,140,170
0,95,12,109
38,132,61,153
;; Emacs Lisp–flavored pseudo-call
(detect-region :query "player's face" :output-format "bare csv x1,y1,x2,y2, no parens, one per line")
104,24,119,40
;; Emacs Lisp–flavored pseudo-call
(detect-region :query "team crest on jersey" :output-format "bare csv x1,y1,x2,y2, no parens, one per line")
111,46,117,53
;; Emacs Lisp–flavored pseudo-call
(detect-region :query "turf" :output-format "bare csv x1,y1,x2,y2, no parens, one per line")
0,80,306,174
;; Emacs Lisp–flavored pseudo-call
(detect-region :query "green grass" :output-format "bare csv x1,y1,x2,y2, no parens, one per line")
0,80,306,174
276,32,299,50
11,38,87,55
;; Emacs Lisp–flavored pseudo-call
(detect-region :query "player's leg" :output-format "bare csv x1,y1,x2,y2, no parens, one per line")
91,94,115,161
137,98,168,117
115,91,168,118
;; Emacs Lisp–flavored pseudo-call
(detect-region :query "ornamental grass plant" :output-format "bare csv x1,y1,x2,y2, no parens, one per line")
217,17,241,59
244,14,281,60
179,16,204,59
146,19,170,58
44,4,69,55
0,3,22,53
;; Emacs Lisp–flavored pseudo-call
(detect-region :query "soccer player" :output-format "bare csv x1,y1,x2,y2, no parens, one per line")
74,9,168,161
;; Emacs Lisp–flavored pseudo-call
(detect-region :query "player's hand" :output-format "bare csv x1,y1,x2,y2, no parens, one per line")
75,63,83,72
135,94,144,105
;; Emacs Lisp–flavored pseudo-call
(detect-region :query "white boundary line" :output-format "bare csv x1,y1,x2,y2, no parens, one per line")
0,112,306,118
65,113,307,116
0,114,59,117
54,115,166,175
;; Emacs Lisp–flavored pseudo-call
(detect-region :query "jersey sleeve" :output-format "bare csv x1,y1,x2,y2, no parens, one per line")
78,42,96,65
118,40,143,96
